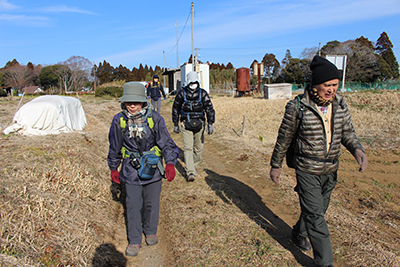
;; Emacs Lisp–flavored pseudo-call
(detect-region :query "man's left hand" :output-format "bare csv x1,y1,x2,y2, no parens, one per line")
354,149,367,172
207,124,214,135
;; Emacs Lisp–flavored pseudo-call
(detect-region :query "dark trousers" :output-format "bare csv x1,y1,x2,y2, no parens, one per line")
293,170,337,267
151,98,161,113
125,180,162,244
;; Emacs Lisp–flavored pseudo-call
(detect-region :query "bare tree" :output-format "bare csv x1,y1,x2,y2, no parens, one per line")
3,65,37,91
60,56,93,91
301,47,319,60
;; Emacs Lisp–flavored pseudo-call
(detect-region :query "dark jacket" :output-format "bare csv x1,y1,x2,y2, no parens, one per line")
172,87,215,125
146,81,165,101
107,110,178,185
271,87,365,175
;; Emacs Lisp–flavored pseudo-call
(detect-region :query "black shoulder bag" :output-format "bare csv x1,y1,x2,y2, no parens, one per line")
286,95,304,169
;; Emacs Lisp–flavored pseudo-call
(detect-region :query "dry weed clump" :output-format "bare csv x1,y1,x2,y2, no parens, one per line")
1,96,119,266
344,91,400,149
326,205,400,266
1,156,114,266
210,95,290,166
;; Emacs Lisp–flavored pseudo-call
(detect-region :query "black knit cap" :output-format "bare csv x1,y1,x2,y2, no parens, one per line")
310,56,340,85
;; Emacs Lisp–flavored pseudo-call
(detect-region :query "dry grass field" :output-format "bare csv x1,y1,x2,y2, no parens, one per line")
1,90,399,266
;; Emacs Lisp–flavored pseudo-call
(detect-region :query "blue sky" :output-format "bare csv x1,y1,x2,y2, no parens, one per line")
1,0,400,70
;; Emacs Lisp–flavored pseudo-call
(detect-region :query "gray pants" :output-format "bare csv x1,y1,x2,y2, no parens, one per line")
293,170,337,267
181,122,205,175
151,98,161,113
125,180,162,244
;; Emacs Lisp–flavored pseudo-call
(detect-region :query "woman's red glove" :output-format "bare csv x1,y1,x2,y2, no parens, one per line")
110,170,120,184
165,164,176,182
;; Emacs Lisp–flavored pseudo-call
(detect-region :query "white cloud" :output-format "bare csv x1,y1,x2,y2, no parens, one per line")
38,5,97,15
194,0,400,44
0,14,48,26
0,0,18,11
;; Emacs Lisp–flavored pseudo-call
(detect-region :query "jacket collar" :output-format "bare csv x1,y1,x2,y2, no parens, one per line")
301,83,342,111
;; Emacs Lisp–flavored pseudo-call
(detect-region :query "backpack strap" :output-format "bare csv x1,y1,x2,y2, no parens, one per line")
181,89,204,121
120,111,160,157
119,111,165,176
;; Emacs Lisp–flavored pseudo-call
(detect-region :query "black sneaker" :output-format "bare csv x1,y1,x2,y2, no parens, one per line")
292,232,311,251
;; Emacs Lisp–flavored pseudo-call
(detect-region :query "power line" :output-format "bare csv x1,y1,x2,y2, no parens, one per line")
166,9,191,55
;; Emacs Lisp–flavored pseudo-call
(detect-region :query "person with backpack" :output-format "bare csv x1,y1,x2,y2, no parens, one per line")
172,71,215,182
107,82,178,257
270,56,367,267
146,74,166,113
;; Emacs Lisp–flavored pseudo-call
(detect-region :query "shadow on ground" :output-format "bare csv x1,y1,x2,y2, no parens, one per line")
174,146,188,181
92,243,127,267
204,169,314,267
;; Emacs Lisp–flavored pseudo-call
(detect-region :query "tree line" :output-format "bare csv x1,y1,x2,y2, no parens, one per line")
257,31,399,85
1,31,398,94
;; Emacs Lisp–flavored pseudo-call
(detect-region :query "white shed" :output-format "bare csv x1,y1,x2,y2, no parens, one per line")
181,63,210,93
263,83,292,99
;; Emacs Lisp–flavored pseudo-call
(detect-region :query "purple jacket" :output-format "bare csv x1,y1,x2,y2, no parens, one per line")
107,110,178,185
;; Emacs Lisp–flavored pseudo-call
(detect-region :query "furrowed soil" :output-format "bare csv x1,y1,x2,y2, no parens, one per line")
1,90,399,267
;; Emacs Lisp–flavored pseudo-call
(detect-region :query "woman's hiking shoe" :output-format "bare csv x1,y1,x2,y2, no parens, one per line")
292,232,311,251
187,173,195,182
145,234,158,246
125,244,140,257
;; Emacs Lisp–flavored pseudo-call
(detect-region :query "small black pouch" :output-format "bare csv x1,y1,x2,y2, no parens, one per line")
184,119,203,132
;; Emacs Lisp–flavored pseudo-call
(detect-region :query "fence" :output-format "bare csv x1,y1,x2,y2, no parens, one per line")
293,81,400,91
209,81,400,95
210,82,236,95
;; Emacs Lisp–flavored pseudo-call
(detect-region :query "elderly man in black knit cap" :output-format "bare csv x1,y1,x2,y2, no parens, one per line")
270,56,367,267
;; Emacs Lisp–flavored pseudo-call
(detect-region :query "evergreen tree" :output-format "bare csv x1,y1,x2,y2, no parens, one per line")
262,53,280,84
96,60,114,84
4,59,20,68
321,40,341,56
226,62,234,69
281,50,292,69
375,32,399,79
138,64,145,81
355,36,374,51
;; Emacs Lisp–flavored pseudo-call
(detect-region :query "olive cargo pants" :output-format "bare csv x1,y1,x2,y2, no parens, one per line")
181,122,205,176
293,170,337,267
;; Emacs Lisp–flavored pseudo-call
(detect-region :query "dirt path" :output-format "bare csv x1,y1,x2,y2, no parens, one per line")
2,95,398,266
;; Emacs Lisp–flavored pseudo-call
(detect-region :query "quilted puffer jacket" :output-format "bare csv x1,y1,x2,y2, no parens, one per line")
270,88,365,175
172,87,215,125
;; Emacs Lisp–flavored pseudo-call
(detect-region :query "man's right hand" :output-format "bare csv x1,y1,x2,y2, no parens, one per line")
270,168,282,185
173,125,180,133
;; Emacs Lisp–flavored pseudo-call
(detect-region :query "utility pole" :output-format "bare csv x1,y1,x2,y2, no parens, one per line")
93,62,97,93
176,20,179,68
194,48,199,66
318,42,321,56
191,2,195,71
163,51,166,88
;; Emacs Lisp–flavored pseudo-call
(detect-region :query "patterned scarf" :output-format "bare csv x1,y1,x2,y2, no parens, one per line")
307,84,334,107
121,102,152,139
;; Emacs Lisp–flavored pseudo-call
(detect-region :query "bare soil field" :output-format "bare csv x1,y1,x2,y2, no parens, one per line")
1,90,399,266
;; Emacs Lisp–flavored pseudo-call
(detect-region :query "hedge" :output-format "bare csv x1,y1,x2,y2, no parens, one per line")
95,86,123,97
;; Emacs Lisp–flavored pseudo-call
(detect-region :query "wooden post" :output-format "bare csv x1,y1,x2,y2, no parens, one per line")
241,116,246,136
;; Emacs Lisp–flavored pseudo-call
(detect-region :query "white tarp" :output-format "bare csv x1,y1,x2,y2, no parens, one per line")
4,95,87,136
